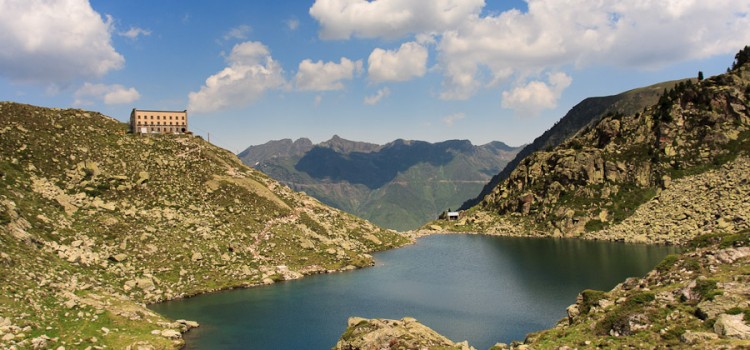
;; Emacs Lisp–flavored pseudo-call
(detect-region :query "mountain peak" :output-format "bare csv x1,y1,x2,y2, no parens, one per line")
320,135,382,154
237,137,314,164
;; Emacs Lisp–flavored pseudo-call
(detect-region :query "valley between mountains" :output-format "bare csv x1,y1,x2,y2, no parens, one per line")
238,136,521,231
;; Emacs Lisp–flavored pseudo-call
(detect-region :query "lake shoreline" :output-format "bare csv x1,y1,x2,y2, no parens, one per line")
146,232,420,345
413,228,683,246
150,232,680,346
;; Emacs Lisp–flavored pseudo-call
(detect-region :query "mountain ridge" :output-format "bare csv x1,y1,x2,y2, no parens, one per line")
460,79,690,210
239,136,521,230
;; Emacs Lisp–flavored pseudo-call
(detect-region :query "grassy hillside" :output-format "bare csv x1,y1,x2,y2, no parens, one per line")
0,102,409,349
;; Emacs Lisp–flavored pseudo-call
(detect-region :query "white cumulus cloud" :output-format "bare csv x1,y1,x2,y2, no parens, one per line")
0,0,124,84
437,0,750,99
501,72,572,117
368,42,428,82
222,24,252,41
119,27,151,39
442,112,466,126
295,57,362,91
364,87,391,105
309,0,484,39
188,41,285,113
74,83,140,105
286,18,300,31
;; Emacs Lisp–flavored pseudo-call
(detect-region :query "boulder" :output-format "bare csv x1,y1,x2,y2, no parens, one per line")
159,329,181,339
661,175,672,189
109,253,128,262
696,293,748,320
518,193,534,215
176,319,199,329
362,233,382,245
715,247,750,264
134,278,155,291
136,172,149,185
680,331,718,345
30,335,50,349
566,304,579,324
714,314,750,339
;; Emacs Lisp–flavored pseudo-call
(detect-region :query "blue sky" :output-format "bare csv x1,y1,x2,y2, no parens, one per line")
1,1,749,153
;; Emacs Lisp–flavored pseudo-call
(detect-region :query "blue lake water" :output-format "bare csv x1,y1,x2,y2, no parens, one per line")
150,234,678,349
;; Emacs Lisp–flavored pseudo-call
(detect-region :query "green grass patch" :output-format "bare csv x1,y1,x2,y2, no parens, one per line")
718,232,750,248
689,230,750,249
580,289,607,314
608,185,657,223
627,291,656,305
299,212,327,235
693,279,722,301
585,219,606,232
0,208,10,225
682,257,702,272
660,325,686,342
655,254,679,273
595,292,655,336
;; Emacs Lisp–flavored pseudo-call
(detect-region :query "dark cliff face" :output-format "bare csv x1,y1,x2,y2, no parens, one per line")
460,79,687,210
473,58,750,237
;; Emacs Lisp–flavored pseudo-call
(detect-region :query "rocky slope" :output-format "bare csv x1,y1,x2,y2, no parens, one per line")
522,229,750,349
340,230,750,349
0,102,410,349
460,79,688,211
239,136,521,231
428,48,750,245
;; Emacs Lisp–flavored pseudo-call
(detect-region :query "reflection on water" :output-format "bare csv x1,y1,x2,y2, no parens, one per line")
150,235,678,350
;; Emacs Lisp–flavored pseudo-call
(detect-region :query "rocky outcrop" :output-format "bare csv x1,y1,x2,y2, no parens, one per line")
333,317,475,350
461,78,687,211
434,49,750,244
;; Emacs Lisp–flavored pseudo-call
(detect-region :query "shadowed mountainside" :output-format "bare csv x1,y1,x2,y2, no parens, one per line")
239,137,521,231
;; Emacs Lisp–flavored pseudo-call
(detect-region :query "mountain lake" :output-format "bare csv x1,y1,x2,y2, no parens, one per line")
150,234,679,349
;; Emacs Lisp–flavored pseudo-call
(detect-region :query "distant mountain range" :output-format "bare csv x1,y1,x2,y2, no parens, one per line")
238,136,522,230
